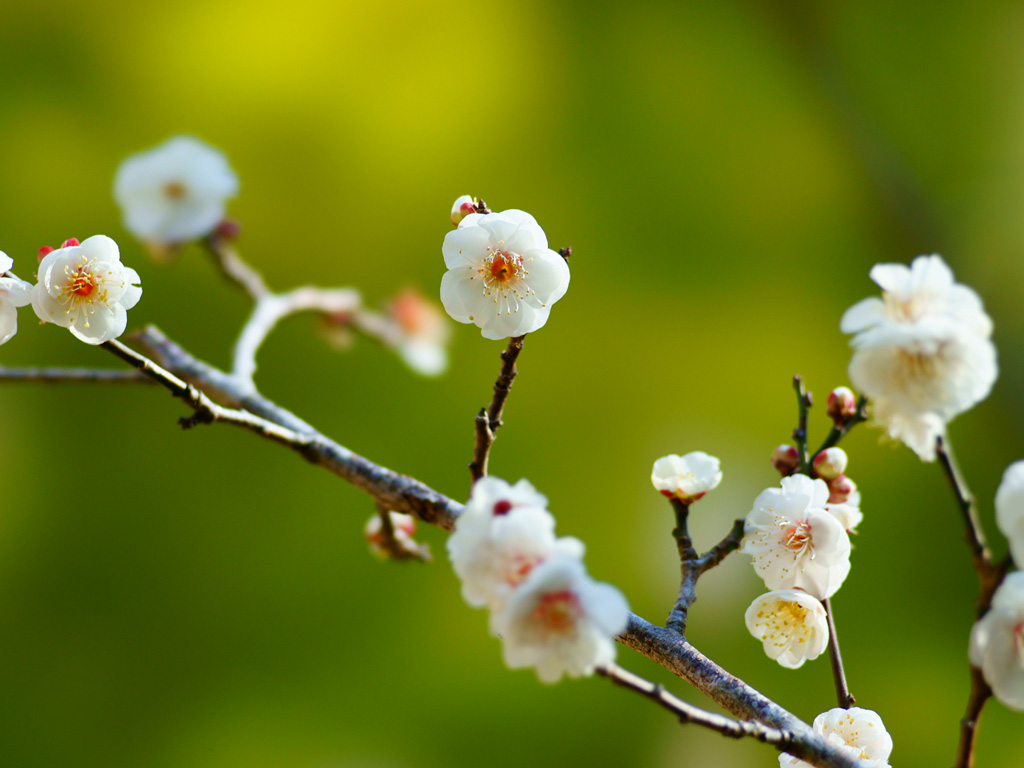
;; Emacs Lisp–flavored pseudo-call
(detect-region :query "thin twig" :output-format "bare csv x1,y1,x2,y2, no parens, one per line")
822,598,854,708
696,518,746,576
202,234,269,300
955,665,993,768
811,395,869,459
0,366,151,383
468,335,525,482
792,375,813,473
935,435,1006,766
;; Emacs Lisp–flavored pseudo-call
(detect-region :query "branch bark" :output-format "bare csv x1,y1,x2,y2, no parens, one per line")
469,334,525,483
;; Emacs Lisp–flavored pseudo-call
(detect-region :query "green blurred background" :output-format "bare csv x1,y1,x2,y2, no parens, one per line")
2,1,1023,765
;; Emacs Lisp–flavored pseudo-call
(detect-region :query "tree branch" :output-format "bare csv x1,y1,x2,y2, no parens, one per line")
792,375,813,473
955,665,993,768
202,233,269,300
468,334,525,483
0,365,151,383
103,326,857,768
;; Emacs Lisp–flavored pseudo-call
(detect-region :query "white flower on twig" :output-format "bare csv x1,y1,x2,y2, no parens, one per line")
745,589,828,669
0,251,33,345
741,474,851,600
440,209,570,340
31,236,141,345
651,452,722,503
841,254,996,461
491,553,629,683
114,136,238,246
970,571,1024,710
780,707,893,767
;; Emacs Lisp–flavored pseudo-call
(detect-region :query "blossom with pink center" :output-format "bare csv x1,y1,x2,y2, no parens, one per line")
780,707,893,767
31,235,142,345
447,477,556,608
740,474,852,600
970,571,1024,710
440,209,570,340
0,251,34,345
491,553,629,683
745,589,829,669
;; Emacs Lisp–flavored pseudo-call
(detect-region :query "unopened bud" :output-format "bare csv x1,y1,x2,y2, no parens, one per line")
450,195,476,227
827,387,858,424
828,474,857,504
771,444,801,476
38,246,54,263
813,447,848,480
214,218,242,241
60,238,80,249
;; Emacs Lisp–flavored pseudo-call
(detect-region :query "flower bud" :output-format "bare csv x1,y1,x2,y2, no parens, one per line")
37,246,54,264
213,218,242,242
828,474,857,504
364,511,431,561
450,195,476,226
827,387,858,424
771,444,801,476
812,447,848,480
60,238,80,249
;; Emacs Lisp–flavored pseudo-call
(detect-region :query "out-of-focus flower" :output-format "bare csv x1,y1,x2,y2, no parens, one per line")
812,448,848,480
31,235,141,345
364,511,430,561
780,707,893,768
450,195,477,226
996,461,1024,567
491,553,629,683
387,289,451,377
440,209,570,340
744,589,828,669
447,477,555,608
741,474,852,600
841,254,996,461
970,571,1024,710
0,251,34,345
651,452,722,504
114,136,238,246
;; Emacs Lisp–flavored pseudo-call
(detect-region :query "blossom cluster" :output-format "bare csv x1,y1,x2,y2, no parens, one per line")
447,477,629,683
841,255,996,461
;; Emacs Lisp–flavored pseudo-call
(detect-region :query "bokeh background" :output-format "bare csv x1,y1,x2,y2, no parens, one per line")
2,1,1023,765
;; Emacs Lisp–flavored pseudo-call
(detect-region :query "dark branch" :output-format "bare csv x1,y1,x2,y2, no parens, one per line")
468,334,525,483
822,598,855,708
0,365,151,383
792,375,813,473
955,665,993,768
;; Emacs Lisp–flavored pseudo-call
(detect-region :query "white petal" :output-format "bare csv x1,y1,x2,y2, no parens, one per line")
0,300,18,344
69,303,128,345
442,225,490,269
439,266,481,324
0,251,12,273
522,248,570,305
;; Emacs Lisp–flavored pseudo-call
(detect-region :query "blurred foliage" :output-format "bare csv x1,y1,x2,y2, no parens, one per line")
2,1,1024,766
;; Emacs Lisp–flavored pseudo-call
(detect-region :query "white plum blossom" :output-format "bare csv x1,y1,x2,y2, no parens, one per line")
114,136,238,245
741,474,852,600
995,461,1024,567
31,236,142,345
780,707,893,768
491,553,629,683
388,289,451,377
0,251,33,345
970,571,1024,710
440,209,570,340
841,254,996,461
447,477,555,608
745,589,828,669
651,452,722,503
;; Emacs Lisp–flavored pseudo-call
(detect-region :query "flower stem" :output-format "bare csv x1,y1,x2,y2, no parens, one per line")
822,598,855,708
792,375,813,473
469,335,526,483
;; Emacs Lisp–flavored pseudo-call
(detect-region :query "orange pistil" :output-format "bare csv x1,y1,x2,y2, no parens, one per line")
488,251,521,285
532,589,580,635
163,181,187,200
782,522,812,551
67,268,97,298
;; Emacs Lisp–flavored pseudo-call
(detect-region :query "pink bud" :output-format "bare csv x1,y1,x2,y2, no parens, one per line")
828,475,857,504
771,444,801,476
813,448,848,480
37,246,54,263
450,195,476,227
214,218,242,241
827,387,858,424
60,238,80,248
